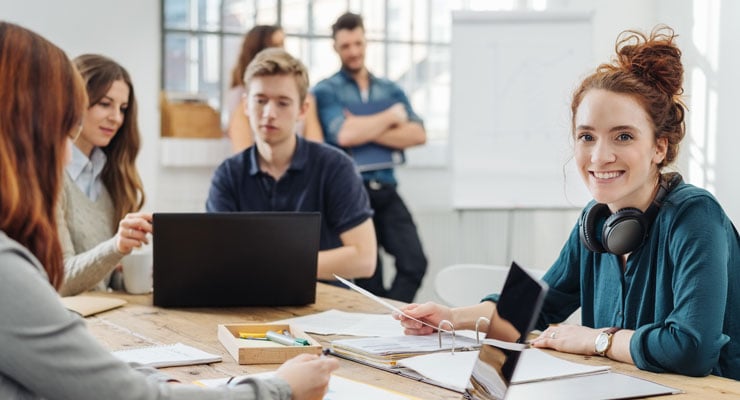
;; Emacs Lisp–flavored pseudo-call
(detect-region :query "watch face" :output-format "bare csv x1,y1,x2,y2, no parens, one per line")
595,332,610,352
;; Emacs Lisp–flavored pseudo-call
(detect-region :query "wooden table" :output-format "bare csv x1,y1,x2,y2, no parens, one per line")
84,284,740,399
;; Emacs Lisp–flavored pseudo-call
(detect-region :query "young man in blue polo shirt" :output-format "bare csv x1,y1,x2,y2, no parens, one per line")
206,48,376,281
312,12,428,302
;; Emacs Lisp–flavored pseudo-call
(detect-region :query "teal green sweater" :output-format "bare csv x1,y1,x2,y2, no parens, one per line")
484,182,740,380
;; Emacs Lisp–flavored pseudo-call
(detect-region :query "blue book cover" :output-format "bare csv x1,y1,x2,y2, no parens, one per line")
345,101,406,172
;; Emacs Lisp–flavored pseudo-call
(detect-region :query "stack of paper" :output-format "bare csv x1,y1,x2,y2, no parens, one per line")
276,309,405,337
331,334,480,368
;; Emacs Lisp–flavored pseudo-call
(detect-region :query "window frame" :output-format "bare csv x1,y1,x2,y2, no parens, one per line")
161,0,537,167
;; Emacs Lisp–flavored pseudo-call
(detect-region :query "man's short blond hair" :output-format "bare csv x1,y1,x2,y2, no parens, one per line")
244,48,309,103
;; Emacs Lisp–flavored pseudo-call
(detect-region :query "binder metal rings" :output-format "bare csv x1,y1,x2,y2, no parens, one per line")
475,316,491,344
438,319,456,354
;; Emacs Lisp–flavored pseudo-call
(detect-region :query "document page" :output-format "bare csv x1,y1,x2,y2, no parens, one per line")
197,373,422,399
334,275,450,333
398,348,611,393
511,348,610,383
276,309,405,337
399,350,479,392
506,371,681,399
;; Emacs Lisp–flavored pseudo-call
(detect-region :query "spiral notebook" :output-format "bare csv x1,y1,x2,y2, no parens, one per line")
112,342,222,368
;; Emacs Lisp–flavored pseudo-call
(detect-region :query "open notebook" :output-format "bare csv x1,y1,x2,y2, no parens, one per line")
112,343,222,368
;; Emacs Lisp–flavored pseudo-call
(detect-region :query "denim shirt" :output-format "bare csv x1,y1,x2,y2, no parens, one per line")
312,69,423,185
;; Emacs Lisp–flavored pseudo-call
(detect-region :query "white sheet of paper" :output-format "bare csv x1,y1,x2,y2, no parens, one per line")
197,373,419,399
334,275,451,333
481,338,529,351
326,375,418,400
398,350,479,392
275,309,405,337
397,348,613,394
511,348,610,383
505,371,681,399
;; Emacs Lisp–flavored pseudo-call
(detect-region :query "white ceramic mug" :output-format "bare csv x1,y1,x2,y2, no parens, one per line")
121,248,153,294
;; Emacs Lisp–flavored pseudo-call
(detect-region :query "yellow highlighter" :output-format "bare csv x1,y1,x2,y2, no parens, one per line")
239,332,268,340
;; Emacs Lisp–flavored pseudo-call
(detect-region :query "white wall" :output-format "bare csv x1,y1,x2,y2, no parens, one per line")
2,0,161,213
714,1,740,224
3,0,737,303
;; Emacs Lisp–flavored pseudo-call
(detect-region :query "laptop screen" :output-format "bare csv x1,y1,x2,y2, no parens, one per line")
465,262,548,400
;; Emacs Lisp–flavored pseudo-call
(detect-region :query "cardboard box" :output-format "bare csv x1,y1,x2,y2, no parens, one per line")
218,323,322,364
160,93,222,138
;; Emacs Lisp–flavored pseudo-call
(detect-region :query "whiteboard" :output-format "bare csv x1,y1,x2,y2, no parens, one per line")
450,11,593,209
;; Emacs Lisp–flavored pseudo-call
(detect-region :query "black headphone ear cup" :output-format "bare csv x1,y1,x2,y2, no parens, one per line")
579,203,611,253
602,207,648,255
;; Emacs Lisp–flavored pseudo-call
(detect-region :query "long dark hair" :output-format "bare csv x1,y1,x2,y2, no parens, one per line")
0,22,87,289
230,25,283,88
74,54,145,223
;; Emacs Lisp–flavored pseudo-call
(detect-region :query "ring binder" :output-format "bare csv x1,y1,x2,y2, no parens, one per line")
438,320,456,354
474,317,491,344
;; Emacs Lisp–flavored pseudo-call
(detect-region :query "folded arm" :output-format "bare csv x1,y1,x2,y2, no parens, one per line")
372,121,426,149
336,103,408,147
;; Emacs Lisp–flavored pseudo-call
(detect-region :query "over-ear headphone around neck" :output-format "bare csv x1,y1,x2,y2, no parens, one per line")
579,172,683,255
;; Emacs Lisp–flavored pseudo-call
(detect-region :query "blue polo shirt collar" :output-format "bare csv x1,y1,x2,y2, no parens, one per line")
247,134,308,176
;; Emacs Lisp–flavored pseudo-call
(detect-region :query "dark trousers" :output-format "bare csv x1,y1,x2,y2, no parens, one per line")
355,181,427,302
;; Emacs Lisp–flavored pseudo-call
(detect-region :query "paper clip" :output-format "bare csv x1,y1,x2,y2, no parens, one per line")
475,316,491,344
438,319,456,355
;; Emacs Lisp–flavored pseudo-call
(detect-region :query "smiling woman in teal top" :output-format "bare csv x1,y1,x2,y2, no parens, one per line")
396,25,740,380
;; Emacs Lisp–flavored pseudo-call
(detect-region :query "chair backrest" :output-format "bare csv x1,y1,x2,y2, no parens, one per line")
434,264,546,307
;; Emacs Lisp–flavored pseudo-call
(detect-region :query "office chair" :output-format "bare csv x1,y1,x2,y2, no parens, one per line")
434,263,581,325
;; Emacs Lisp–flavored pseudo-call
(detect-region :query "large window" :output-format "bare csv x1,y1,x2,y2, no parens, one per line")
162,0,545,142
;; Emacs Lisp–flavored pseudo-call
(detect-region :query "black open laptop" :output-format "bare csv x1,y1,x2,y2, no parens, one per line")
152,212,320,307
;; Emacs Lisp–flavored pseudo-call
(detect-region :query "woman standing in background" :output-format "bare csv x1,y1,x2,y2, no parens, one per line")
226,24,323,152
58,54,153,296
